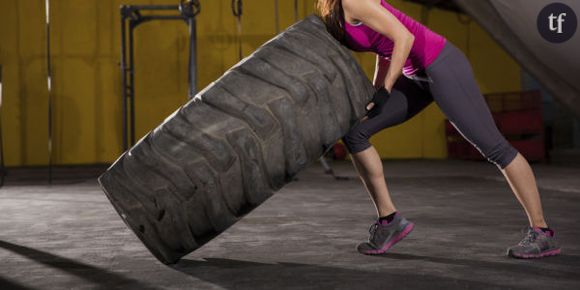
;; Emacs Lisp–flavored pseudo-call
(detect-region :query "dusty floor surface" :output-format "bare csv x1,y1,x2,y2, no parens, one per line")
1,160,579,289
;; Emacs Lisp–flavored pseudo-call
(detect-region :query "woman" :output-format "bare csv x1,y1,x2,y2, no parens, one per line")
317,0,561,259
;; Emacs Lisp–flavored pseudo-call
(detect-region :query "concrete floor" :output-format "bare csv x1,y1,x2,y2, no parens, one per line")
1,160,579,289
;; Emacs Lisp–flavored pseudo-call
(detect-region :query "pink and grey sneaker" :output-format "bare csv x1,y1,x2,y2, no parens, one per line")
356,212,415,255
507,226,561,259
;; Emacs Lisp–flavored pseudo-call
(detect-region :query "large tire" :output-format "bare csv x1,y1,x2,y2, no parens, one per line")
98,15,375,265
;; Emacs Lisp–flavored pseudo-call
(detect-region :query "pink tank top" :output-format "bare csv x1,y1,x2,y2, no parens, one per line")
343,0,447,76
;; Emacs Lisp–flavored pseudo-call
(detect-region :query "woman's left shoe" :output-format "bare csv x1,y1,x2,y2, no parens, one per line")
356,212,414,255
507,226,561,259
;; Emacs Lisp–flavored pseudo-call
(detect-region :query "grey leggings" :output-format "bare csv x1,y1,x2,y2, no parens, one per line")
342,41,518,169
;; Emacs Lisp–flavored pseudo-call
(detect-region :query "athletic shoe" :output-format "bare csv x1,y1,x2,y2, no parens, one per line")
357,212,414,255
507,226,561,259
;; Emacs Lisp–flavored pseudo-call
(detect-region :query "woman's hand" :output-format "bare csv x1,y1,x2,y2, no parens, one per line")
365,87,390,119
366,84,391,111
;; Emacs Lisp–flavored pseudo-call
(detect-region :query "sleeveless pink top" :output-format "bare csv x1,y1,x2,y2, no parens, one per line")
343,0,447,76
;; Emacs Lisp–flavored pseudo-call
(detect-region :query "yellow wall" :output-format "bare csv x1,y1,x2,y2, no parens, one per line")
0,0,520,166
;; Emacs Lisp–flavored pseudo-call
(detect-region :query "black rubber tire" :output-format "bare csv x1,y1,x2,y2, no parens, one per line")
98,15,375,265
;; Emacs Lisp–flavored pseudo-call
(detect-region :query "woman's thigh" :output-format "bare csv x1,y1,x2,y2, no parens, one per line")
348,76,434,139
426,42,517,167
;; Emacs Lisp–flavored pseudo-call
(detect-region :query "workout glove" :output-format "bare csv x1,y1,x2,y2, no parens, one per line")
366,87,390,119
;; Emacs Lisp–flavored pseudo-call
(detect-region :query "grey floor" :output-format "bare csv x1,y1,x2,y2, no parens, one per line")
1,160,579,290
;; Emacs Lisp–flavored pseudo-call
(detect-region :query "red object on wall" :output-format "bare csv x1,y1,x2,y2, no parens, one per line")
333,143,347,160
494,110,543,135
511,137,545,162
446,90,545,162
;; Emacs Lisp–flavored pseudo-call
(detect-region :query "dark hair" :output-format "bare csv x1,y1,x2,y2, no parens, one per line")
316,0,347,44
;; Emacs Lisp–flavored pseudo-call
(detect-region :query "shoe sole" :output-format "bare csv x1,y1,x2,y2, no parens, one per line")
360,222,415,255
508,248,561,259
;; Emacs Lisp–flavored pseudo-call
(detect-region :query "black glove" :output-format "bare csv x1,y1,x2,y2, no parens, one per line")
366,87,390,119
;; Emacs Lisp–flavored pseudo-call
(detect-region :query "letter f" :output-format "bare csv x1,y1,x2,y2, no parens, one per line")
557,13,567,34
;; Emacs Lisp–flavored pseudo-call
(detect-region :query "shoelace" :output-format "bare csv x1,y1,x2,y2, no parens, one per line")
368,222,380,241
518,228,539,246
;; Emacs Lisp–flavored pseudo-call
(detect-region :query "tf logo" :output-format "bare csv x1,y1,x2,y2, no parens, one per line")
538,2,577,43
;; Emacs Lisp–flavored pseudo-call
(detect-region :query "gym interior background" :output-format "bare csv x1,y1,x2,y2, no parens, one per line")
1,0,579,289
4,0,578,168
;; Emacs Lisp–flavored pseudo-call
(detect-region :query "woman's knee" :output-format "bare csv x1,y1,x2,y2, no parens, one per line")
342,128,371,154
479,140,519,169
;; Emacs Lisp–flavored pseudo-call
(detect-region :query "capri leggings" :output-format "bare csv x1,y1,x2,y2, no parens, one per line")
341,41,519,169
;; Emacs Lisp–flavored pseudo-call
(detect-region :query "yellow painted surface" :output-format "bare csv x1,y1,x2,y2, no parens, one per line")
0,0,519,166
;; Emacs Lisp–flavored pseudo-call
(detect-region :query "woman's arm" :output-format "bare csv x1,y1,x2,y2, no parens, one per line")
343,0,414,92
373,55,390,89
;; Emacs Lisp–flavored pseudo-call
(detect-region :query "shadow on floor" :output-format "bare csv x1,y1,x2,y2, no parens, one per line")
172,257,502,290
0,276,36,290
385,252,580,279
0,240,159,290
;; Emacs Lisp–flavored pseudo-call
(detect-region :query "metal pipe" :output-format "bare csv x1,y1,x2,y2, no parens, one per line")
128,5,180,10
121,6,128,151
294,0,299,22
232,0,243,60
120,2,201,149
45,0,54,183
139,15,186,21
180,0,200,99
0,65,5,188
188,16,197,99
129,22,136,146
